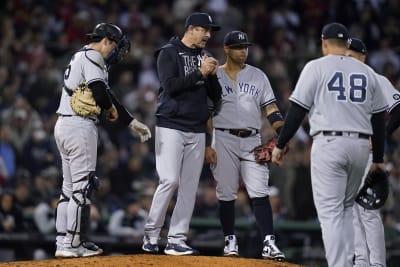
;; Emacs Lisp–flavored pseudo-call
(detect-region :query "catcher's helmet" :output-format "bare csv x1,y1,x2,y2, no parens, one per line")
87,23,123,43
355,171,389,210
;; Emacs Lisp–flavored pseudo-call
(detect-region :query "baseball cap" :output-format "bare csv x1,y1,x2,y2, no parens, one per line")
349,38,367,55
223,30,253,47
321,22,349,40
185,12,220,31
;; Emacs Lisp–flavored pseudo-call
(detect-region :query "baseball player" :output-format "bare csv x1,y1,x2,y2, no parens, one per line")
142,12,222,256
271,23,388,267
54,23,151,258
205,30,285,260
347,38,400,267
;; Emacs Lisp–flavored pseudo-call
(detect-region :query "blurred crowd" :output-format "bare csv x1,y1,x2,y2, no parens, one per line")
1,0,400,252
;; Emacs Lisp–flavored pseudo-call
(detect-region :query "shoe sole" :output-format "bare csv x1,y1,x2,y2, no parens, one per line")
81,249,103,257
263,256,285,262
142,245,159,254
54,251,79,258
223,252,239,257
164,249,199,256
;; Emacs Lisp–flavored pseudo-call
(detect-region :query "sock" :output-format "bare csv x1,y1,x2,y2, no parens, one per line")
251,196,273,237
218,200,235,236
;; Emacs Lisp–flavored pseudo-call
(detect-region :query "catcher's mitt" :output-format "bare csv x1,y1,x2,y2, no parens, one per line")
252,138,288,164
355,168,389,210
70,83,101,117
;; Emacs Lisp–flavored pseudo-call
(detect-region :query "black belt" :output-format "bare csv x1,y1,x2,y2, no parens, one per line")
58,114,98,123
216,128,259,138
321,131,369,139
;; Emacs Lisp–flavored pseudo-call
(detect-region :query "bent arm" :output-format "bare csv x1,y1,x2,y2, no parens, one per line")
157,49,204,95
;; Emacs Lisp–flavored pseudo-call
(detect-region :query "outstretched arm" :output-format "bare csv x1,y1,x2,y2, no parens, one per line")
272,102,308,165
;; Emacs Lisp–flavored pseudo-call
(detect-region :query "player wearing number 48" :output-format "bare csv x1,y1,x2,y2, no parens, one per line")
271,23,387,267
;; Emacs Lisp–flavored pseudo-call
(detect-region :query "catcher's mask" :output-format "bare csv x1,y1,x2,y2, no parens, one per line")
355,174,389,210
87,23,131,66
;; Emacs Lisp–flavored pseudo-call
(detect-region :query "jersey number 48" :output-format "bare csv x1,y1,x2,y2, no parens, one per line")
327,72,367,103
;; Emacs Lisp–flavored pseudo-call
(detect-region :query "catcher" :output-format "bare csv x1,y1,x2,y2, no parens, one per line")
54,22,151,258
205,30,285,260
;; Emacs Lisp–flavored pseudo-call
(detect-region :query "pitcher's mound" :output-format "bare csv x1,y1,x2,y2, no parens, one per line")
0,254,305,267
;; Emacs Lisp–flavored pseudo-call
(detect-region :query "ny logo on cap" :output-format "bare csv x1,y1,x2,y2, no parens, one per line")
238,33,245,40
208,15,212,23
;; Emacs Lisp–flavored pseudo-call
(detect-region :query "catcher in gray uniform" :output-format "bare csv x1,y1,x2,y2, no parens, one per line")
205,30,285,260
54,23,151,258
271,23,387,267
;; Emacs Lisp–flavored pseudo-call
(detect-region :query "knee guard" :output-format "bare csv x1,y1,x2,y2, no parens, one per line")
69,172,99,247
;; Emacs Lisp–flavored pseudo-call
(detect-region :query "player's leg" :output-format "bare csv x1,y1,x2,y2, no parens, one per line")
54,119,72,257
165,131,204,255
359,207,386,266
143,127,184,253
311,136,369,267
241,136,284,261
60,118,101,257
353,154,373,267
356,154,386,267
353,204,370,267
346,140,371,266
211,130,240,256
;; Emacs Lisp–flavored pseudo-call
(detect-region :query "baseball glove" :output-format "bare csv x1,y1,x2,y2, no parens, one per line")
70,83,101,117
252,138,288,164
355,168,389,210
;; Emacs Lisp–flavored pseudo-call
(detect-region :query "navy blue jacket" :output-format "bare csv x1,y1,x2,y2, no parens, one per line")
155,37,221,133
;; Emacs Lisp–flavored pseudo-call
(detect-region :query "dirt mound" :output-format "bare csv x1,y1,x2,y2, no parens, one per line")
0,254,305,267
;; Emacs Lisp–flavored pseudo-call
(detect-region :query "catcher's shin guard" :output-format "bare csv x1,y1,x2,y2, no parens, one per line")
68,172,99,248
55,191,70,247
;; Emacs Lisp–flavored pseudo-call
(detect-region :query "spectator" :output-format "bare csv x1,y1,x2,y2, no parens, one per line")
108,195,147,239
33,192,59,235
0,124,16,185
0,191,25,233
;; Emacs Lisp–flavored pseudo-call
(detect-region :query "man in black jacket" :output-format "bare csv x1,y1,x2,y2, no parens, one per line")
142,12,222,256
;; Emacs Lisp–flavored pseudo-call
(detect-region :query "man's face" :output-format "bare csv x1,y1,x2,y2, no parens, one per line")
189,26,212,49
225,45,249,65
106,38,118,55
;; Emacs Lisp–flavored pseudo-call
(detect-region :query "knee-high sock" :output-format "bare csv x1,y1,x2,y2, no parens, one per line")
219,200,235,236
252,196,273,237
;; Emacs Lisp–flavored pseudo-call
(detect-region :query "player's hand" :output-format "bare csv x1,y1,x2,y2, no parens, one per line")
271,146,285,166
106,104,118,122
369,162,386,174
200,55,218,76
205,146,217,165
129,119,152,142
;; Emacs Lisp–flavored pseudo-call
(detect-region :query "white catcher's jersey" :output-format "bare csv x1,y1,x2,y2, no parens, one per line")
377,74,400,112
290,55,388,136
56,46,108,115
213,64,276,130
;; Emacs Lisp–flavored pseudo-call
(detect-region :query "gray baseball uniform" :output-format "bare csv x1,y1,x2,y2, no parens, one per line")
353,74,400,267
211,30,285,261
212,65,275,200
54,46,105,250
54,22,137,258
289,54,387,267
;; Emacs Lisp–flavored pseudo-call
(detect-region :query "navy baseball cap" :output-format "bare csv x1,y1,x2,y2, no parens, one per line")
349,38,367,55
185,12,220,31
224,31,253,47
321,22,349,40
